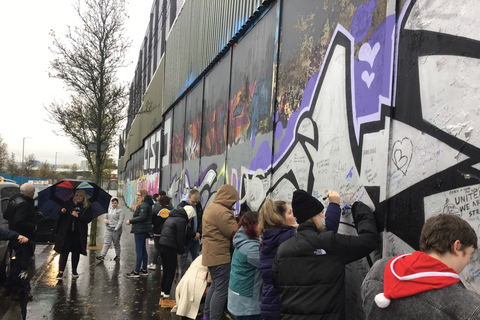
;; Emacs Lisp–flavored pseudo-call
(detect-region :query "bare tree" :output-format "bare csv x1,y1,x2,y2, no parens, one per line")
5,153,19,178
0,135,7,171
47,0,133,245
22,154,37,178
37,161,55,180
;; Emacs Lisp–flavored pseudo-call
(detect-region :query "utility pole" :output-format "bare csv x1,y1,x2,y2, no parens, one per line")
22,137,31,184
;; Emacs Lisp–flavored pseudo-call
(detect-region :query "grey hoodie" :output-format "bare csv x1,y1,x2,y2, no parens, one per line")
105,206,125,232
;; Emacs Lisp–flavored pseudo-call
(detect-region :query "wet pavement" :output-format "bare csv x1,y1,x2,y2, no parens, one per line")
0,193,208,320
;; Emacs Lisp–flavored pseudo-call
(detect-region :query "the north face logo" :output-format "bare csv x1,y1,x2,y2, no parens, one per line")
314,249,326,255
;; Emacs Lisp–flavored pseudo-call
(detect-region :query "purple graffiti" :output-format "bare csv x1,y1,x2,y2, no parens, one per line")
351,0,377,43
250,140,272,170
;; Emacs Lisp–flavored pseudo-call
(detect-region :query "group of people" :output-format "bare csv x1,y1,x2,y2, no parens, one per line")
96,188,201,309
3,181,480,319
182,185,480,320
201,186,378,320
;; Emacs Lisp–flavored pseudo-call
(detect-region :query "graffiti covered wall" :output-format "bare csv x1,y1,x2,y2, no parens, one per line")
119,128,162,208
120,0,480,317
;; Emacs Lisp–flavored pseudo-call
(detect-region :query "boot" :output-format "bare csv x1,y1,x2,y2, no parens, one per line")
158,297,163,305
160,298,176,309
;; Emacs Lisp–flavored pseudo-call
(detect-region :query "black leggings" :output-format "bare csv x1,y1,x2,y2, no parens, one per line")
159,246,178,295
58,252,80,273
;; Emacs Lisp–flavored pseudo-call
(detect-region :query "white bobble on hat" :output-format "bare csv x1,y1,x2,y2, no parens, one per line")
184,205,196,220
374,293,391,308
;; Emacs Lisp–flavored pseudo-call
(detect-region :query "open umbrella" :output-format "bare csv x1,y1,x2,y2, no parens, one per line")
37,179,112,220
17,271,31,320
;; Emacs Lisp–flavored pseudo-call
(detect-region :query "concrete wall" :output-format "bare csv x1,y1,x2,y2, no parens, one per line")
119,0,480,317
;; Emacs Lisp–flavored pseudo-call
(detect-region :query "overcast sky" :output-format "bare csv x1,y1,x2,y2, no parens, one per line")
0,1,154,167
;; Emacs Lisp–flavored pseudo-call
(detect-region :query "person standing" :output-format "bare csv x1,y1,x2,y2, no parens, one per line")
202,184,240,320
148,194,173,271
5,183,37,297
158,205,196,309
257,199,297,320
54,190,93,280
258,191,341,320
271,190,378,319
362,214,480,319
96,198,125,261
178,189,203,277
228,211,263,320
125,189,153,278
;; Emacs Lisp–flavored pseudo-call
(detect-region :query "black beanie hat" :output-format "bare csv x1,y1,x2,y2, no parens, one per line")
292,190,325,223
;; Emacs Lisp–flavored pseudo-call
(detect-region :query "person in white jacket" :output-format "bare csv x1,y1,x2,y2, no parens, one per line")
96,198,125,261
172,254,210,319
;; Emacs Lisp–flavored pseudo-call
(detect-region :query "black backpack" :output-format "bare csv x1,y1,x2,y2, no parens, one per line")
3,196,26,221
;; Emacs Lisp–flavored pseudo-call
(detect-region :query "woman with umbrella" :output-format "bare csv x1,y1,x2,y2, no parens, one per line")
54,189,93,280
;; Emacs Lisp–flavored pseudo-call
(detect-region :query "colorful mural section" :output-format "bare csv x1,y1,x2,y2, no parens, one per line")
119,128,162,208
120,0,480,317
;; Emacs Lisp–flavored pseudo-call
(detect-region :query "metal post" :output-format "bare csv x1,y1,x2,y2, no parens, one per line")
22,137,31,184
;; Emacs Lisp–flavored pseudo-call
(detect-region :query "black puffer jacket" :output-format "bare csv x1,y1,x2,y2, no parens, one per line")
158,208,189,254
271,202,379,320
152,203,173,235
9,193,36,240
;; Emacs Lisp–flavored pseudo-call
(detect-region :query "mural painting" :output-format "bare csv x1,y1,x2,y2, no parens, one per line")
120,0,480,316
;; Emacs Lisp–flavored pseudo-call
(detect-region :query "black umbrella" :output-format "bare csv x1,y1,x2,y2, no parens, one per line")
17,271,31,320
37,179,112,220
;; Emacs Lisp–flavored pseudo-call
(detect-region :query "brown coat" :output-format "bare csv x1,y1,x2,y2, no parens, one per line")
202,185,240,267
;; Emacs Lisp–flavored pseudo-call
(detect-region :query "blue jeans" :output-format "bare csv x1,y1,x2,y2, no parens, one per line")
134,233,148,272
180,239,200,276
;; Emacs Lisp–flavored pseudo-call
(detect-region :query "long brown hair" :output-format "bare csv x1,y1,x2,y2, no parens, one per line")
135,189,148,208
258,199,288,235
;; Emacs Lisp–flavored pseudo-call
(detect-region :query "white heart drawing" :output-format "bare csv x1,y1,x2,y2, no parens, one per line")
391,138,413,176
361,71,375,88
359,42,380,68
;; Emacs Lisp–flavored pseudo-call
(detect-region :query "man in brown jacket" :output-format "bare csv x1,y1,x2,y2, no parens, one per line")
202,184,240,320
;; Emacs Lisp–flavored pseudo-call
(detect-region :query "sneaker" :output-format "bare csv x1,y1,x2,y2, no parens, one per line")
147,263,156,270
96,256,105,261
139,269,148,276
126,271,140,278
56,272,64,280
72,272,79,279
114,256,120,261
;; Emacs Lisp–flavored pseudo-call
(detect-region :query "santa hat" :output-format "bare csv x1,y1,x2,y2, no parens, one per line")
375,251,460,308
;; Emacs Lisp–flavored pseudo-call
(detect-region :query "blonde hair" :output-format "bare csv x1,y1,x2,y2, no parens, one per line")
74,190,90,209
306,216,326,232
135,189,148,208
188,189,200,201
258,199,288,235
